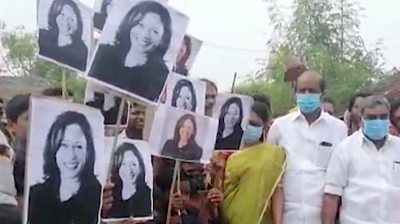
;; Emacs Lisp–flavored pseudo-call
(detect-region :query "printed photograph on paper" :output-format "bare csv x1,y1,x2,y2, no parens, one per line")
172,35,202,76
24,97,106,224
159,73,206,114
149,104,218,163
87,0,189,102
38,0,93,72
212,94,254,150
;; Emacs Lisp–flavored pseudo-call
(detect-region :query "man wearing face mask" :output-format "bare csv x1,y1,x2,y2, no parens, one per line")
223,101,286,224
267,70,347,224
322,95,400,224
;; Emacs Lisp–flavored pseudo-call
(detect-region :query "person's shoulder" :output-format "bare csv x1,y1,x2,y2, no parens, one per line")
29,181,51,198
323,113,347,129
271,112,297,126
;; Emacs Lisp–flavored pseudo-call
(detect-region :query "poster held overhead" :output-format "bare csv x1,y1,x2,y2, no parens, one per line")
160,73,206,114
24,97,106,224
213,94,254,151
172,35,202,76
38,0,93,73
149,104,218,163
88,0,190,103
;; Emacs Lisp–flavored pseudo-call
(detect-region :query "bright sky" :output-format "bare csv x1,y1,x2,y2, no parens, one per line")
0,0,399,91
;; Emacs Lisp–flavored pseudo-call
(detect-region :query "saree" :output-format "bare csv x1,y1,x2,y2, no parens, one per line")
223,143,285,224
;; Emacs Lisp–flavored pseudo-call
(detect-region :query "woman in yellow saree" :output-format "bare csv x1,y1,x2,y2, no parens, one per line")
223,101,286,224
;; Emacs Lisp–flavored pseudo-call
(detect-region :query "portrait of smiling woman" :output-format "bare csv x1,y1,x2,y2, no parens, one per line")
171,79,197,112
38,0,89,72
161,114,203,161
215,97,244,150
27,111,102,224
103,142,152,220
89,0,189,101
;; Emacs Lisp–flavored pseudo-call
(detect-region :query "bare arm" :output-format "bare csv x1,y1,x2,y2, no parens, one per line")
272,186,284,224
321,193,340,224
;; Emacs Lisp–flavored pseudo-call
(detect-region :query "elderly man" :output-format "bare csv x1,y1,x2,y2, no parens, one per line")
267,70,347,224
322,95,400,224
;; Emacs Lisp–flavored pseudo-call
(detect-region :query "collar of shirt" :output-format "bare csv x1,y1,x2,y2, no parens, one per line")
291,109,329,125
355,130,394,152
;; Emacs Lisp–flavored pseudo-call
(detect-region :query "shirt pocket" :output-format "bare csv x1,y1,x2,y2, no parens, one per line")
316,145,333,170
391,161,400,187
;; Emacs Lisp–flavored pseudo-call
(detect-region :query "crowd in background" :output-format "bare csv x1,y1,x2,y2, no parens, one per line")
1,60,400,224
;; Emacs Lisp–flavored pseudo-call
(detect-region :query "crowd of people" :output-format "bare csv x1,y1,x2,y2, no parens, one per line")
1,62,400,224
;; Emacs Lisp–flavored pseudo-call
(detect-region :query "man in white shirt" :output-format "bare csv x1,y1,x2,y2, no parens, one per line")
322,95,400,224
267,70,347,224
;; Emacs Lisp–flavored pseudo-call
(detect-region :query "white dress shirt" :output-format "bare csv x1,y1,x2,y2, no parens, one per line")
325,131,400,224
267,111,347,224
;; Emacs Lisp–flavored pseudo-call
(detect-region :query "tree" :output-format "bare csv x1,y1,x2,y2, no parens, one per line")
236,0,385,116
0,23,85,99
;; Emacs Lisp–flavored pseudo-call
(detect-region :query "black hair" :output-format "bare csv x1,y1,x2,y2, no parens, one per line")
348,92,371,111
6,94,30,123
171,79,197,112
0,204,22,224
173,114,197,143
116,1,172,59
252,101,270,123
390,100,400,126
43,111,96,187
217,97,243,136
176,35,192,66
48,0,83,42
111,142,146,186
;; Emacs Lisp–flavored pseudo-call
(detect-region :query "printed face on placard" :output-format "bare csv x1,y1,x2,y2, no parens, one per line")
119,150,140,185
24,98,105,224
148,104,218,163
38,0,92,73
130,12,165,54
176,86,194,111
56,5,78,36
224,103,241,129
88,0,189,103
56,124,87,179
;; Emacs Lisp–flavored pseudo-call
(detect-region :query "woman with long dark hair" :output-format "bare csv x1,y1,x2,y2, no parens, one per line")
171,79,197,112
215,97,244,150
28,111,101,224
89,1,172,101
173,35,191,76
39,0,88,71
161,114,203,161
104,143,151,219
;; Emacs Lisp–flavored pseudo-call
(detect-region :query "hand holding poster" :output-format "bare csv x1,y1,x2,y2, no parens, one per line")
88,0,190,103
38,0,93,72
24,97,106,224
213,94,254,150
102,138,153,222
160,72,206,114
149,104,218,163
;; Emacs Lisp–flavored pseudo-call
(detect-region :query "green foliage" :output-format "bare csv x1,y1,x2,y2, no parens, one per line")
0,24,85,100
236,0,385,116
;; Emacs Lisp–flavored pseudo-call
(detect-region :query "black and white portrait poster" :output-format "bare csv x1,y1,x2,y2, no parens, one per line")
24,97,106,224
38,0,93,73
84,82,129,125
172,34,202,76
149,104,218,163
160,72,206,114
102,138,153,222
87,0,190,103
213,94,254,151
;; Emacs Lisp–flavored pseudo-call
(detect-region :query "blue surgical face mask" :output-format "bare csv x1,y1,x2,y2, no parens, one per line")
243,124,263,144
362,119,390,140
296,93,321,114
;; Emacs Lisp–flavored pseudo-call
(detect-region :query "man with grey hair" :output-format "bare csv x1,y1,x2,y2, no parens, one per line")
322,95,400,224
